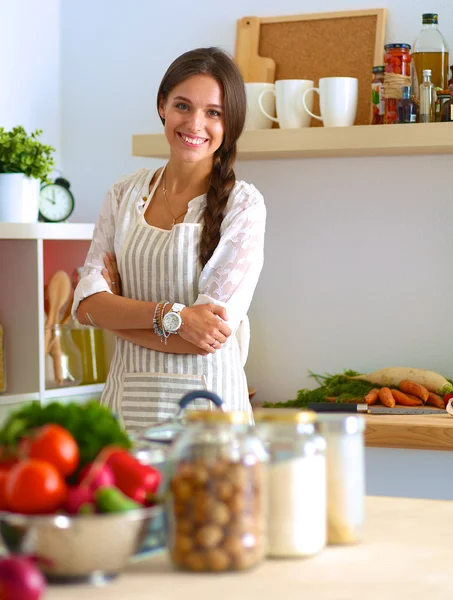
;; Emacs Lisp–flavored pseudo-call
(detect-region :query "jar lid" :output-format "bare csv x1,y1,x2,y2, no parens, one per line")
254,408,316,424
372,66,385,73
384,43,411,51
186,410,250,424
315,413,365,434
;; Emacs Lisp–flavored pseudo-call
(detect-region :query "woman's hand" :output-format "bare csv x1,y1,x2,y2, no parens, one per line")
178,304,232,354
102,252,122,295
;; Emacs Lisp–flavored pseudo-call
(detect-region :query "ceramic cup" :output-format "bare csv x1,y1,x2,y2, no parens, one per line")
258,79,314,129
244,83,276,130
302,77,358,127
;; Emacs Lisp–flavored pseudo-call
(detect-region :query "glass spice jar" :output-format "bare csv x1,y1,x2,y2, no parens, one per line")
436,89,452,121
371,66,385,124
167,409,267,573
315,414,366,545
384,43,412,124
255,409,326,559
441,93,453,121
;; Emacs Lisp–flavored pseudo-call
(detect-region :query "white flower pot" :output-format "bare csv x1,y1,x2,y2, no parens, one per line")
0,173,41,223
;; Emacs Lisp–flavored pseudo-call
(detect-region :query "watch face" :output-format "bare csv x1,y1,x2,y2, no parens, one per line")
163,312,182,333
39,184,74,222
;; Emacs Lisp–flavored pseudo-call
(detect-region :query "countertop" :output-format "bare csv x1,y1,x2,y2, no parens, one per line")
47,495,453,600
364,412,453,451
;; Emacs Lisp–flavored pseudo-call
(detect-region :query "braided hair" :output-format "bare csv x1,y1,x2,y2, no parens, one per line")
157,47,246,266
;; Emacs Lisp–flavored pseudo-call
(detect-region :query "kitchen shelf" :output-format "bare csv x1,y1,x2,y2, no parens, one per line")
0,392,40,404
0,222,94,240
132,122,453,160
0,223,108,420
44,383,105,400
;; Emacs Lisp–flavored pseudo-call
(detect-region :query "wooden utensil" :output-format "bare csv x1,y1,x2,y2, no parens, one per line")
235,17,275,83
45,271,72,355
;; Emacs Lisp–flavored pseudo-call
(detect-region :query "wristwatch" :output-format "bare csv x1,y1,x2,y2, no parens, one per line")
162,302,186,334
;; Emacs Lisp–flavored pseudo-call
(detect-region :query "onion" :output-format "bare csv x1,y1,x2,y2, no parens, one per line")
0,556,45,600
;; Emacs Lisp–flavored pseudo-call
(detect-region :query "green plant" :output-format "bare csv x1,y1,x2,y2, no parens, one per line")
0,126,56,184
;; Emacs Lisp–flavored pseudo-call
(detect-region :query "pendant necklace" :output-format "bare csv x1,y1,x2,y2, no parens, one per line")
163,171,188,226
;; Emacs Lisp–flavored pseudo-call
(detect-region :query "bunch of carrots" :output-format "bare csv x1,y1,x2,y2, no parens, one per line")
363,379,445,409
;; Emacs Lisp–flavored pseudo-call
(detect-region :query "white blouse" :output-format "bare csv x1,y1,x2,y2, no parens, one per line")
72,167,266,364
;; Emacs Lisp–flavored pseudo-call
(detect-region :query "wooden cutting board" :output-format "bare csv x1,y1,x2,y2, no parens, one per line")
235,17,275,83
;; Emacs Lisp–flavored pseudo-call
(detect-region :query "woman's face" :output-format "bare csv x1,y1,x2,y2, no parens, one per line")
159,74,225,163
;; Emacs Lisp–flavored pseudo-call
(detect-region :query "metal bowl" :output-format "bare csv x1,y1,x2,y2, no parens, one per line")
0,504,163,583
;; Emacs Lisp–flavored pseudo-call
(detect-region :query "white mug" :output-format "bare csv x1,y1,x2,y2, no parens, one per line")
245,83,275,130
302,77,358,127
258,79,314,129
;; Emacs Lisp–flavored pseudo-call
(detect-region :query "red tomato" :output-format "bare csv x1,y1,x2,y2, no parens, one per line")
28,424,79,477
6,459,68,514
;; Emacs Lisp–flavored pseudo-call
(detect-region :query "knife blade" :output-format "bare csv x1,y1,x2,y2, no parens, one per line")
307,402,446,415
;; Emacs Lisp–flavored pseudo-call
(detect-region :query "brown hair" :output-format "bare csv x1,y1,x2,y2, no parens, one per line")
157,47,246,267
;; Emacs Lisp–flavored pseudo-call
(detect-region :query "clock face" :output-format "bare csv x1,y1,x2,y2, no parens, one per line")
39,185,74,222
163,312,181,332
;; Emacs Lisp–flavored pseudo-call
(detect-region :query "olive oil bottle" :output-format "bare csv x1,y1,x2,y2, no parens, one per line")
411,13,449,100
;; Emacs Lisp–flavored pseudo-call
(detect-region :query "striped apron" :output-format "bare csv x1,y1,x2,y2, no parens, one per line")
100,211,251,434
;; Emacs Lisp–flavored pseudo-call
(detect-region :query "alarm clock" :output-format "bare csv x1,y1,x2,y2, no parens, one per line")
39,177,75,223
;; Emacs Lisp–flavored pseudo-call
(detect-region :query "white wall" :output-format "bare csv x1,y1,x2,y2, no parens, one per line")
60,0,453,406
0,0,60,163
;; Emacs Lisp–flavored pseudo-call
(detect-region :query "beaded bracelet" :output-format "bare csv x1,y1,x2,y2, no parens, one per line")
153,301,166,337
158,302,170,344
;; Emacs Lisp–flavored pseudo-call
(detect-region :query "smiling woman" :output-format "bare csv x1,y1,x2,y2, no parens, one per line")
71,47,266,435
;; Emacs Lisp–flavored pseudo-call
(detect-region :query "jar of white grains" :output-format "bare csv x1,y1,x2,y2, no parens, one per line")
316,414,365,545
255,409,326,558
167,407,268,573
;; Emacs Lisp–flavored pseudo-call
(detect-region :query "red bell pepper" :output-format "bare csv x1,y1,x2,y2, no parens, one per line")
444,393,453,407
105,449,161,503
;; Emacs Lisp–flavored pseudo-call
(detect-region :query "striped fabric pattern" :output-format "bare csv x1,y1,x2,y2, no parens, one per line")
101,216,250,434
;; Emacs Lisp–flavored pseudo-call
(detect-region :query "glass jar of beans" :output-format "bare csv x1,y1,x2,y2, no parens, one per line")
167,410,267,573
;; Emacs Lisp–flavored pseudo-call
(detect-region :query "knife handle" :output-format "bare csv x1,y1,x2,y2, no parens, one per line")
308,402,367,413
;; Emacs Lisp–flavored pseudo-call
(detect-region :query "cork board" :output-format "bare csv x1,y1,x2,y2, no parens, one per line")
235,10,386,127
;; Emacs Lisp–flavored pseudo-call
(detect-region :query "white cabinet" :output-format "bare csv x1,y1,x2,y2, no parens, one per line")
0,222,108,419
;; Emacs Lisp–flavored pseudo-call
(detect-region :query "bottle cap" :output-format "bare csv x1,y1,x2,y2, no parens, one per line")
372,66,385,73
423,69,432,76
422,13,438,24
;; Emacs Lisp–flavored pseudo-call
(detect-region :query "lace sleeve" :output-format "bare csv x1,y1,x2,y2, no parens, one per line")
194,183,266,331
71,185,119,317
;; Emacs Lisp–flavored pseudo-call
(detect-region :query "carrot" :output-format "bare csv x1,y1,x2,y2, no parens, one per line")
378,387,395,408
364,388,380,405
399,379,429,402
426,392,445,410
391,389,422,407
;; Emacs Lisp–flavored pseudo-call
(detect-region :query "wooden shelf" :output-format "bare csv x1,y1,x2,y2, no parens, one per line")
133,122,453,160
0,222,94,240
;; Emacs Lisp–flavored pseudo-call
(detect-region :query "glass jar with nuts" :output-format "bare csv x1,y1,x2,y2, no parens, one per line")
167,409,268,573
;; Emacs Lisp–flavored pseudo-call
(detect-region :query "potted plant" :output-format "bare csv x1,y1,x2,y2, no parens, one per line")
0,126,56,223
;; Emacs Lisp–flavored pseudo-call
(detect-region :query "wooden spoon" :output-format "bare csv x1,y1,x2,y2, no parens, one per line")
45,271,72,355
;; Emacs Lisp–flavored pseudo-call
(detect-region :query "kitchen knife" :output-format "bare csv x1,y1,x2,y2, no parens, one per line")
307,402,446,415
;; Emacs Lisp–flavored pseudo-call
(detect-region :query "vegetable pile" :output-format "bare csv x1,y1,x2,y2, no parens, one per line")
264,367,453,409
0,401,162,516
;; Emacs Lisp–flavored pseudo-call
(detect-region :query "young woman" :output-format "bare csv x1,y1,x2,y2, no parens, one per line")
72,47,266,433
